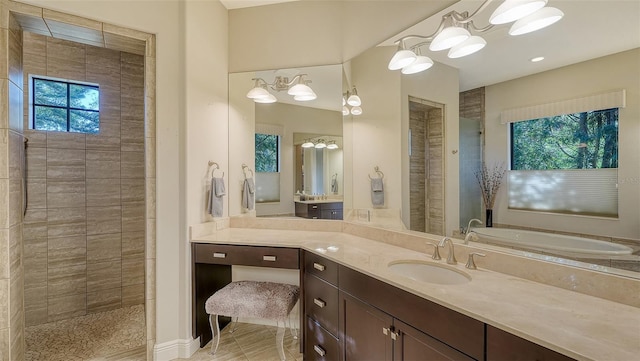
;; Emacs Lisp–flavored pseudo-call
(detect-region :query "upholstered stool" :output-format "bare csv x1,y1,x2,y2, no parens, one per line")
205,281,300,360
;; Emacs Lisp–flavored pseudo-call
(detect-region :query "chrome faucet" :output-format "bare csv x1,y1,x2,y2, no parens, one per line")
438,237,457,264
463,218,483,234
464,231,479,245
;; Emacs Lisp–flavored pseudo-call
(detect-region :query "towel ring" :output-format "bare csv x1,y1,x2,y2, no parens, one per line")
208,161,224,178
242,164,254,179
368,166,384,180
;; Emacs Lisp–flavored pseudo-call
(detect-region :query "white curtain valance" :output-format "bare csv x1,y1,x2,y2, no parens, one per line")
255,123,284,137
500,89,626,124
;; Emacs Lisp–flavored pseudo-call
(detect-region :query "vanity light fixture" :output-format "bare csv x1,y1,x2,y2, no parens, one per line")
388,0,564,74
342,86,363,116
300,138,339,150
247,74,317,103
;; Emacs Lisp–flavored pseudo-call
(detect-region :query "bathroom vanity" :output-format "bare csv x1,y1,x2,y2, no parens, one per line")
190,220,640,361
294,200,343,220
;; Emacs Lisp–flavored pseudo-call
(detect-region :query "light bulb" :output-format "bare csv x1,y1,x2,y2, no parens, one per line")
490,0,548,25
388,49,417,70
350,106,362,116
429,27,470,51
342,106,350,116
509,7,564,36
254,93,276,103
448,36,486,58
401,55,434,74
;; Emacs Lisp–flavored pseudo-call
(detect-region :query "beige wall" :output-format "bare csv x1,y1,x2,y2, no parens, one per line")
485,48,640,241
254,102,342,217
228,0,456,72
21,33,146,326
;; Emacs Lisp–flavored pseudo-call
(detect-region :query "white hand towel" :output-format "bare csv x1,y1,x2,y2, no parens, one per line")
208,177,225,217
371,177,384,207
331,178,338,194
242,177,255,210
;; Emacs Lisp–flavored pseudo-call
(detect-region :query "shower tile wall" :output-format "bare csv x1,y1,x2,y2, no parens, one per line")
1,10,26,361
21,32,145,326
409,100,444,235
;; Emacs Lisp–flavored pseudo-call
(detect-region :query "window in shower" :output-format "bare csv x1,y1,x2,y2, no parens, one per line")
255,132,281,203
30,76,100,134
508,107,619,217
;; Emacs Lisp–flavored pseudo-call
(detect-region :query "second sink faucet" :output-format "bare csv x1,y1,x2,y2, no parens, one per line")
438,237,457,264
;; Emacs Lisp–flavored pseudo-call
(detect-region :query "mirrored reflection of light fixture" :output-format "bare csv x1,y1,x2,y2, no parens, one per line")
343,86,363,116
314,139,327,149
246,74,317,103
300,138,340,150
326,141,339,150
388,0,563,74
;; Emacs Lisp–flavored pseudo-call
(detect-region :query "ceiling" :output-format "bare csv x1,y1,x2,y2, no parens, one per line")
380,0,640,91
220,0,300,10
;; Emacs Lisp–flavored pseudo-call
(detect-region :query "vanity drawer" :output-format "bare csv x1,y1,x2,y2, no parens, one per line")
193,244,299,269
305,273,339,337
304,251,338,285
305,316,340,361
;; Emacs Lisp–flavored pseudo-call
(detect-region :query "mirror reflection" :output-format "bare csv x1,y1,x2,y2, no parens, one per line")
228,1,639,276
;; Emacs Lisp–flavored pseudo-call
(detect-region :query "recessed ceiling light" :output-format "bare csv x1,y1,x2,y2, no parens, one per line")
530,56,545,62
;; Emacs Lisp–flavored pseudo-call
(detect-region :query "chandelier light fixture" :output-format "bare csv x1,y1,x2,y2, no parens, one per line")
342,86,363,116
247,74,317,103
388,0,564,74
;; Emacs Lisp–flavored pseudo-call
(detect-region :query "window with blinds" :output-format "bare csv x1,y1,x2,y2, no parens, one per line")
505,91,623,217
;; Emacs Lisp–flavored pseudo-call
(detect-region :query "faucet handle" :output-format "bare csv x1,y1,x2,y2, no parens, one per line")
425,242,441,260
465,252,486,270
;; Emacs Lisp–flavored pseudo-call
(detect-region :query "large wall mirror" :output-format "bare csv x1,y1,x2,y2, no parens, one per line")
228,64,345,218
228,1,639,278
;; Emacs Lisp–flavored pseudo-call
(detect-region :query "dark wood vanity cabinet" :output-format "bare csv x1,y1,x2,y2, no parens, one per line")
302,251,575,361
295,201,343,220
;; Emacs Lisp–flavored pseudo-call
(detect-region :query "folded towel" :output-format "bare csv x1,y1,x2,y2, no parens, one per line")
208,176,225,217
371,177,384,207
242,177,255,210
331,178,338,194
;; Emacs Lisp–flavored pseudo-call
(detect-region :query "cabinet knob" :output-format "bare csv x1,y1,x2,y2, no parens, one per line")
382,327,390,335
213,252,226,259
312,205,318,209
313,298,326,308
314,345,326,357
262,255,277,262
313,262,326,271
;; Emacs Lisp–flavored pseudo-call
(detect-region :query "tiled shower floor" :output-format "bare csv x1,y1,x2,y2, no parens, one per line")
25,305,146,361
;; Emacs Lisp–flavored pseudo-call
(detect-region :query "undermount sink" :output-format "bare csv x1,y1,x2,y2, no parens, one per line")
388,260,471,285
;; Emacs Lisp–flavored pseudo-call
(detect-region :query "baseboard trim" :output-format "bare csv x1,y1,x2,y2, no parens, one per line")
153,337,200,360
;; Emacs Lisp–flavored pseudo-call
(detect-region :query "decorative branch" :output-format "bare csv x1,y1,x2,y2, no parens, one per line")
474,162,506,209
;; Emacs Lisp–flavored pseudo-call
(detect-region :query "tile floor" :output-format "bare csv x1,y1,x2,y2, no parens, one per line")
24,305,301,361
182,322,302,361
25,305,146,361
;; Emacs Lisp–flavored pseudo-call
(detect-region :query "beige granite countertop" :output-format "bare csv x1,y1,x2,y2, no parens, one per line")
191,226,640,361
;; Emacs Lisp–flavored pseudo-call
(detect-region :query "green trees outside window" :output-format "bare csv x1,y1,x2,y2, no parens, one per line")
255,133,279,172
32,77,100,134
511,108,618,170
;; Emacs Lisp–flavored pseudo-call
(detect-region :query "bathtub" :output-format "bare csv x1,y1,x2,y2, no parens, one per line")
469,227,634,259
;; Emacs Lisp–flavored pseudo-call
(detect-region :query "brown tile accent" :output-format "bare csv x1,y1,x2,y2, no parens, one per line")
87,206,122,236
122,230,144,257
87,287,122,313
122,203,145,233
47,207,86,238
86,150,121,179
121,283,144,307
46,180,85,209
87,260,122,292
47,293,86,322
122,254,144,287
121,178,144,204
47,263,86,298
86,178,121,207
46,148,85,179
46,131,86,150
121,151,144,179
87,233,122,262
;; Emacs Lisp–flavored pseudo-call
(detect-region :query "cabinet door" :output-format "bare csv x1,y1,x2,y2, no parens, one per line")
486,325,575,361
393,319,475,361
340,292,393,361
